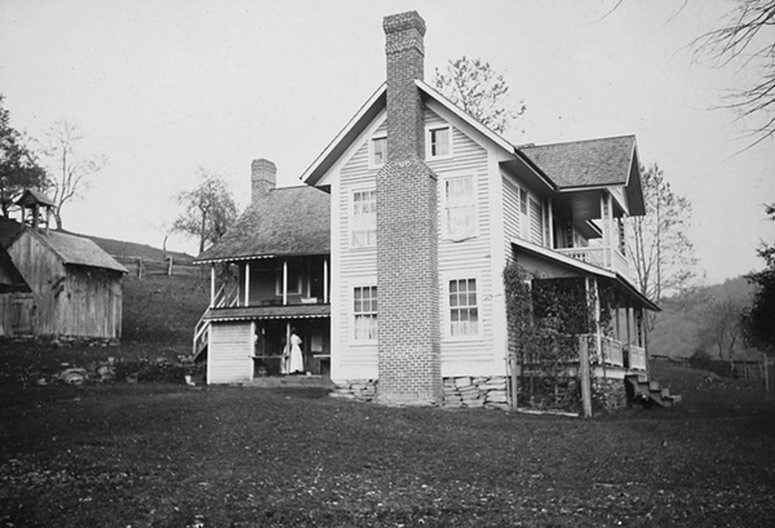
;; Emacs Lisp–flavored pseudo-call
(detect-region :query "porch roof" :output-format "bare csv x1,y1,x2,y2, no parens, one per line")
203,304,330,322
512,239,659,311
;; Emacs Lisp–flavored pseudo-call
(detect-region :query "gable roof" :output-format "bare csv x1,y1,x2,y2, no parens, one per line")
32,230,128,273
520,135,636,189
16,189,55,207
196,185,330,263
0,244,31,293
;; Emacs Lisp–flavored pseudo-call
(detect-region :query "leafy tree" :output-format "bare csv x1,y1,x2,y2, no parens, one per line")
433,56,526,135
699,298,745,369
627,163,698,327
742,203,775,355
40,120,105,230
692,0,775,149
173,168,237,255
0,96,47,217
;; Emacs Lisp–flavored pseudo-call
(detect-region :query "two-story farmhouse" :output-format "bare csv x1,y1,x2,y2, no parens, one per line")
195,11,662,410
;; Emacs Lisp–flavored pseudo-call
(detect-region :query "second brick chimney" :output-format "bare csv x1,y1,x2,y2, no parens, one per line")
251,158,276,203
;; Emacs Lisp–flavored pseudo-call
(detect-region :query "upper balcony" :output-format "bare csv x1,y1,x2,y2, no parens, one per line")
208,254,330,310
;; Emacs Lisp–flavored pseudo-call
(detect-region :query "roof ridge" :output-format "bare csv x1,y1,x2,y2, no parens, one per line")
522,134,635,149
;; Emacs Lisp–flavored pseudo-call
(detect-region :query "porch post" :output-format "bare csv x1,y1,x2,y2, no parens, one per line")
282,259,288,306
547,199,555,249
626,305,631,347
580,277,593,418
209,263,215,308
323,257,329,303
244,261,250,307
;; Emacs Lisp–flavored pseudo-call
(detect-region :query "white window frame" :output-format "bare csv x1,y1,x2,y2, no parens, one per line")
441,173,478,241
443,274,481,340
349,188,377,249
274,265,302,296
369,133,388,168
425,124,453,160
352,283,378,344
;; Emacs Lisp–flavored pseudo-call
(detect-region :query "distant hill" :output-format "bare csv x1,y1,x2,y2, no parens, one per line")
68,231,195,264
650,277,758,361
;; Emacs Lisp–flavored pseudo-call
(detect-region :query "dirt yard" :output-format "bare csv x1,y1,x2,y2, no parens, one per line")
1,366,774,527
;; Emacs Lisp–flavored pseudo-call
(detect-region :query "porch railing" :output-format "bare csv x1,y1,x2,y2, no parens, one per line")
625,344,647,371
577,334,624,367
556,246,630,280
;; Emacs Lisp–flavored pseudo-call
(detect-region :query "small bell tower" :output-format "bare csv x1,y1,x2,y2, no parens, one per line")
16,189,55,232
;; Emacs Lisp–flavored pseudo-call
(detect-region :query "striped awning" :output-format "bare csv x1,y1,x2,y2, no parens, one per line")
203,304,330,322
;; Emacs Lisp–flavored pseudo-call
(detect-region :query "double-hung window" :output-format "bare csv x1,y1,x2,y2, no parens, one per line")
443,175,477,240
427,125,451,159
371,135,387,167
448,278,478,337
351,189,376,248
353,286,378,342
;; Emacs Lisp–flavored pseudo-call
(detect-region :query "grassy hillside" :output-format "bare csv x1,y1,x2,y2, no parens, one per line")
70,231,195,263
650,277,757,360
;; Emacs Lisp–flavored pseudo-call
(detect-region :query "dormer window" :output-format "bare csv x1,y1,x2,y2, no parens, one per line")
370,135,387,167
426,125,451,159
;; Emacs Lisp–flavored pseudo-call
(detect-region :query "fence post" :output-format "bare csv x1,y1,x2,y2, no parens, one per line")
166,256,174,276
136,258,144,279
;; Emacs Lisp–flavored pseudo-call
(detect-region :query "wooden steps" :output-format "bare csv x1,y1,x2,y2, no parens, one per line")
625,374,681,407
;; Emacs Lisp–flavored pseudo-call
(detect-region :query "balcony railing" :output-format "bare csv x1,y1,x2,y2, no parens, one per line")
556,246,631,280
577,334,626,368
625,344,647,370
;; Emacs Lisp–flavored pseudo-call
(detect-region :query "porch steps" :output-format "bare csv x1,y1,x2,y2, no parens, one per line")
625,374,681,408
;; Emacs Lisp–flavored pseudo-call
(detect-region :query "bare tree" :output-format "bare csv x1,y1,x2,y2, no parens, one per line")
692,0,775,149
172,168,237,255
627,163,698,327
433,56,526,136
40,120,105,229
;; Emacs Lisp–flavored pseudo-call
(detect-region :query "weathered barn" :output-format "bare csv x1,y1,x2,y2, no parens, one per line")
0,203,127,340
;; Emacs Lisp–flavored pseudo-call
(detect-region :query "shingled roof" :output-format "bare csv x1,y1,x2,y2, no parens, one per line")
35,230,128,273
520,135,636,189
196,185,330,263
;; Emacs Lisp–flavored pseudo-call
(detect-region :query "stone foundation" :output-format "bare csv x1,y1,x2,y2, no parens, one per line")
591,377,627,410
330,379,378,402
442,376,509,410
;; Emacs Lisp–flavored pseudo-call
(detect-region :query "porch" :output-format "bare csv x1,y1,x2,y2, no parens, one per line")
194,254,330,362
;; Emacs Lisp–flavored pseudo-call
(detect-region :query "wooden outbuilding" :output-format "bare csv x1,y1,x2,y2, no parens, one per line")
0,193,127,341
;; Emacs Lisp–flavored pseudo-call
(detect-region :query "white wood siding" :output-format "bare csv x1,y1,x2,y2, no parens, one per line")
208,322,252,384
333,119,384,380
426,109,495,377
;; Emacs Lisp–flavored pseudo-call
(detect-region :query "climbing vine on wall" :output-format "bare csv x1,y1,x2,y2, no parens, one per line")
504,261,592,409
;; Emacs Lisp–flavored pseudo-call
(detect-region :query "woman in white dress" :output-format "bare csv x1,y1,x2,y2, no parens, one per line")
287,330,304,374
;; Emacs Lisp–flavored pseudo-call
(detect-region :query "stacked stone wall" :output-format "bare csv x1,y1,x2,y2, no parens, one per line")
442,376,509,410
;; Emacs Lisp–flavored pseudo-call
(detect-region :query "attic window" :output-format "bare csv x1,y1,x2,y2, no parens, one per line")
371,135,387,167
427,125,451,159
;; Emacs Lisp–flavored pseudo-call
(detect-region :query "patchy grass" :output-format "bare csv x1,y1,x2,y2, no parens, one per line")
1,382,774,527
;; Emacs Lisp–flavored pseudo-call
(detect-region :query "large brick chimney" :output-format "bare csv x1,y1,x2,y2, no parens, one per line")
251,158,276,203
376,11,441,405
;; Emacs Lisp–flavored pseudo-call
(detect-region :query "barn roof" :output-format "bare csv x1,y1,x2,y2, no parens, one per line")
196,185,330,263
32,230,128,273
0,244,31,293
520,135,636,189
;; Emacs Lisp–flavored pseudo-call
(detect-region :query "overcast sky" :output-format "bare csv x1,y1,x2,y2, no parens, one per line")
1,0,773,285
